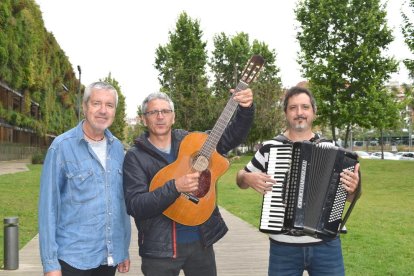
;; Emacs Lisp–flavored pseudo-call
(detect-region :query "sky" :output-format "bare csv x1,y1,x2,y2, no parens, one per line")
34,0,413,118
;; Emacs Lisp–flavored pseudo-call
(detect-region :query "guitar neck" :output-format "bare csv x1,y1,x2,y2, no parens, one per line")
199,81,249,159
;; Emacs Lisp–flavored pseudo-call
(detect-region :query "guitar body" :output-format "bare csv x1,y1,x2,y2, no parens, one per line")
149,132,230,226
148,55,264,226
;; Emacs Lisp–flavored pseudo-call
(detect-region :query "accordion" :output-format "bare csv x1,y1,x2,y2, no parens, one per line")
260,141,359,239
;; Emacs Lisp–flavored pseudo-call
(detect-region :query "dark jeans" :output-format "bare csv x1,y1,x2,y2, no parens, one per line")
141,241,216,276
59,260,117,276
268,238,345,276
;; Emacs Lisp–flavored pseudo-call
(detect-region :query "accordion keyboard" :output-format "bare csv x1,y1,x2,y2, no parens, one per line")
260,145,292,233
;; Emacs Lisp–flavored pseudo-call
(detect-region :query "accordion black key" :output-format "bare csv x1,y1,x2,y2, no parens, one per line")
260,141,359,239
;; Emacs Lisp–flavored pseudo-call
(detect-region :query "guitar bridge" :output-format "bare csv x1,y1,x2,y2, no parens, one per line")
182,192,200,204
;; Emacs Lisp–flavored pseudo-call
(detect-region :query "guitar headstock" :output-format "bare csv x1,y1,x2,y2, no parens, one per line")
240,55,265,85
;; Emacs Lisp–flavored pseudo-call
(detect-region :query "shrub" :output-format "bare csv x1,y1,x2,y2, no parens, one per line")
31,150,45,164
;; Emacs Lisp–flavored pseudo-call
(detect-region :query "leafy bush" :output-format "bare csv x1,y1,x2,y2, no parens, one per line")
31,150,45,164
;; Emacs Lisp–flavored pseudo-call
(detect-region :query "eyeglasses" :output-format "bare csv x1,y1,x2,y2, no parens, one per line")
143,109,173,116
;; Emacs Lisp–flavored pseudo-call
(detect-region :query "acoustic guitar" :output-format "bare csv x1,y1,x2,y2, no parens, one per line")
149,55,265,226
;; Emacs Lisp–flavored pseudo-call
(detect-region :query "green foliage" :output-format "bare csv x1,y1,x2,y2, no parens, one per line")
249,80,285,145
155,12,212,131
102,73,126,141
401,83,414,108
210,33,284,145
125,123,146,146
210,32,252,101
31,149,45,164
0,0,78,137
156,13,285,142
402,0,414,79
125,105,146,145
0,107,41,132
296,0,398,142
218,157,414,275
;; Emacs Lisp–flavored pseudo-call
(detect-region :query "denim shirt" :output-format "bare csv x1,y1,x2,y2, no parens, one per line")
38,121,131,273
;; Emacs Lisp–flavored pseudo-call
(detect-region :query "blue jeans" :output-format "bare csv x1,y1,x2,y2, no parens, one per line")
268,238,344,276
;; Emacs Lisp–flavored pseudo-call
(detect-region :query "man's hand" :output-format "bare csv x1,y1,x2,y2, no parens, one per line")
117,259,130,273
44,271,61,276
341,163,360,196
175,172,200,193
237,170,274,195
231,88,253,108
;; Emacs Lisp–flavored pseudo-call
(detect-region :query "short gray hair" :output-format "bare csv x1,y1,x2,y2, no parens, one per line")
141,92,174,114
83,81,119,107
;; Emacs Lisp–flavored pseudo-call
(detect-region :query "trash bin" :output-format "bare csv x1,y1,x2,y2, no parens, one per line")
4,217,19,270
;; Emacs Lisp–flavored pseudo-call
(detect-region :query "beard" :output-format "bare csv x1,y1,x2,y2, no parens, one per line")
293,123,307,130
287,116,312,132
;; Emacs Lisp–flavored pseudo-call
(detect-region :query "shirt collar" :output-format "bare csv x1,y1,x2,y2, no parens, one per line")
75,120,115,144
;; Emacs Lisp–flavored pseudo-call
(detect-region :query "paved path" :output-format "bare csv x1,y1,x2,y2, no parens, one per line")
0,159,271,275
0,208,269,276
0,160,308,276
0,159,30,175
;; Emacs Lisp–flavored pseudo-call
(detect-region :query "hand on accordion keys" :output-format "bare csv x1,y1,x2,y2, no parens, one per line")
340,163,360,198
237,171,275,195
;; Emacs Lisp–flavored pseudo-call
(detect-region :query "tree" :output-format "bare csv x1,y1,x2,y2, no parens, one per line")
210,32,251,102
103,73,126,141
210,33,284,148
367,87,402,155
125,105,146,146
155,12,212,131
402,0,414,79
401,83,414,150
397,1,414,150
296,0,398,144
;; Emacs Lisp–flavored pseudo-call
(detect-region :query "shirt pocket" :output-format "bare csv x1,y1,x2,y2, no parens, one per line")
67,169,97,204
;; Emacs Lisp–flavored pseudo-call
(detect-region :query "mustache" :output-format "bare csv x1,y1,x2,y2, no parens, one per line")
294,116,307,120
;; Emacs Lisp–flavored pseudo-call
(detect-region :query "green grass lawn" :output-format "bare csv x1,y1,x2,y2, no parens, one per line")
217,156,414,275
0,158,413,274
0,164,41,268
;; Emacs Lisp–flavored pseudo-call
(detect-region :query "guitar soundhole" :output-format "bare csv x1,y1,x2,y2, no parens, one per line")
193,170,211,198
193,155,209,171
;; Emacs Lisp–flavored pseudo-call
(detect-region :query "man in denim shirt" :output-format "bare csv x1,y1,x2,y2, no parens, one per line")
38,82,131,276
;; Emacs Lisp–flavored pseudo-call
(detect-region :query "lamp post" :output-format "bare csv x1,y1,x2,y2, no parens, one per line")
409,109,412,152
77,65,81,121
404,105,413,152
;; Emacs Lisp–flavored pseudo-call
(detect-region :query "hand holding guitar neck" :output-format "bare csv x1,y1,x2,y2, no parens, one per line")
231,88,254,108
